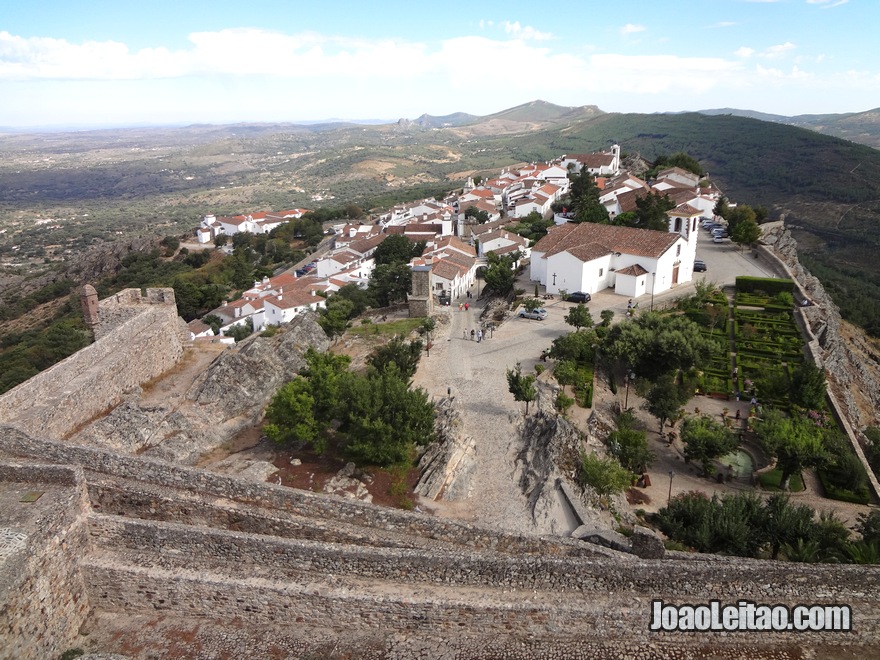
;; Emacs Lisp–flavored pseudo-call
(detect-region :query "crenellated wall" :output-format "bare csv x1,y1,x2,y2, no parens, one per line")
0,288,184,440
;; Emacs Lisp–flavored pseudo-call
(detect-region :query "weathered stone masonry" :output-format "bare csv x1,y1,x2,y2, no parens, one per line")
3,428,880,656
0,288,185,440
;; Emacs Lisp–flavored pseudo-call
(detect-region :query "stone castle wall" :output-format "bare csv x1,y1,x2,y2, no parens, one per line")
0,427,599,558
0,288,184,440
4,431,880,652
0,464,92,660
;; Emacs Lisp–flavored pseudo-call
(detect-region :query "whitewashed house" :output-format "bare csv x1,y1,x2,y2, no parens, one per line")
529,222,692,299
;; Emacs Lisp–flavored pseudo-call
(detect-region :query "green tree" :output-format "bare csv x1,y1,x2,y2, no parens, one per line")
761,493,816,560
680,415,738,476
369,262,413,306
726,204,757,236
482,252,516,295
373,234,425,266
564,303,594,331
755,409,828,491
731,218,762,253
464,206,490,224
790,362,827,410
599,309,614,327
300,348,351,427
568,169,609,224
713,195,730,221
634,191,675,231
664,152,704,176
607,425,653,473
856,510,880,545
341,363,435,466
522,297,543,314
578,452,633,502
548,327,598,363
644,374,689,435
554,360,578,395
227,318,254,342
329,283,375,317
603,312,714,381
264,378,321,449
506,363,537,414
318,298,354,340
367,335,423,381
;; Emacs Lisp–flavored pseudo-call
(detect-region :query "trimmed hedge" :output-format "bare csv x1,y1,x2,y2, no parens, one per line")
735,276,794,296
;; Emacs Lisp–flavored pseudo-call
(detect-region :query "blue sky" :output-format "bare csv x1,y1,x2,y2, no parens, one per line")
1,0,877,128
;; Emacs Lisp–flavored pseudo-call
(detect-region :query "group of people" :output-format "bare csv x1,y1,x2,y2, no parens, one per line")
463,328,484,342
626,298,639,318
458,302,470,312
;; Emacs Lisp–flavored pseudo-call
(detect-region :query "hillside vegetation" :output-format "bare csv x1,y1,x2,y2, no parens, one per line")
1,103,879,334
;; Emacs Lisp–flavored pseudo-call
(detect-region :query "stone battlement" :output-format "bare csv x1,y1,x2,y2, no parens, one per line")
3,429,880,657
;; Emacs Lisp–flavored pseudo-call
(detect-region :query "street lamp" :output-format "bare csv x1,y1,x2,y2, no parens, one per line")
624,369,636,409
651,272,656,311
668,470,675,504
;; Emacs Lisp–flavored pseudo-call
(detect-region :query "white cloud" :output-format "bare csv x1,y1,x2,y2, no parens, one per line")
735,47,756,58
807,0,849,7
620,24,646,36
501,21,553,41
763,42,796,58
710,22,737,28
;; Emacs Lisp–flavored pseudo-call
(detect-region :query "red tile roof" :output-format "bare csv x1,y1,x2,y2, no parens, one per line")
616,264,650,277
534,222,680,260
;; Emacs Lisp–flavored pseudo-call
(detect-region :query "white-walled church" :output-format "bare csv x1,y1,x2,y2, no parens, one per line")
529,209,701,299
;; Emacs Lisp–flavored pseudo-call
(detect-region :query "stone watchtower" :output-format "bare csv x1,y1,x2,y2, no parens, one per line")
79,284,100,336
408,265,433,318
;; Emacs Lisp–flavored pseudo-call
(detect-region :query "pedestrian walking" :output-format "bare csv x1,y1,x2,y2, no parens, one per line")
470,329,475,341
477,329,483,342
459,302,463,312
463,329,468,340
465,302,469,311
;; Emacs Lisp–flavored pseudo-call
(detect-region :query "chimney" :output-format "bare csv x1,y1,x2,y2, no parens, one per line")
311,289,316,297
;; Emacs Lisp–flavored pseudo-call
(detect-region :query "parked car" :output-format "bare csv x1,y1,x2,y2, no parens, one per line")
295,268,306,277
713,235,726,243
711,228,728,238
693,260,707,272
518,308,548,320
566,291,592,303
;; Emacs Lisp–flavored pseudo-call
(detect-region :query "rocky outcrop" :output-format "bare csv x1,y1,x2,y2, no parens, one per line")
516,383,611,534
70,312,330,465
187,311,330,417
414,397,476,501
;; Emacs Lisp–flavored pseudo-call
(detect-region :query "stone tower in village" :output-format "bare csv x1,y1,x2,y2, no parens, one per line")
408,265,433,318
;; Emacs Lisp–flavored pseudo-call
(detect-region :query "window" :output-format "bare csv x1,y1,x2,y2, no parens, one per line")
676,245,681,257
674,217,682,233
599,268,604,277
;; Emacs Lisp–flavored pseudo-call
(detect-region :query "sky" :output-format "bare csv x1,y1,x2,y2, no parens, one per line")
1,0,878,129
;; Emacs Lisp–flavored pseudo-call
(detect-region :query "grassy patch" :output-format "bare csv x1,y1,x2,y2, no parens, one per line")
348,317,425,337
758,468,805,492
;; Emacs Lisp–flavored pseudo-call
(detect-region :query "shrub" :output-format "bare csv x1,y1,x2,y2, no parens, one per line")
735,276,795,296
555,392,575,413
